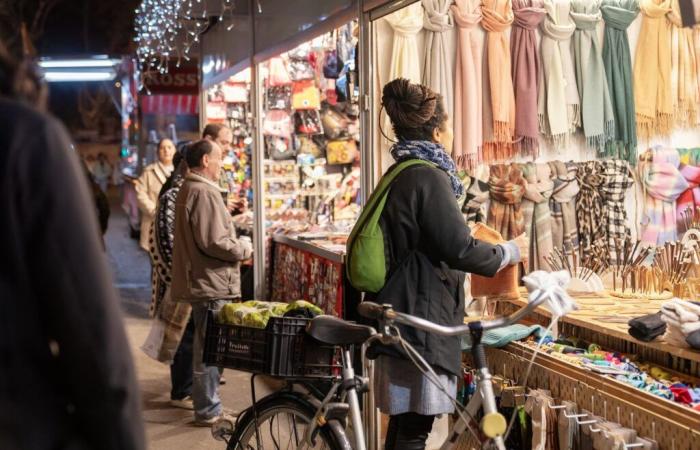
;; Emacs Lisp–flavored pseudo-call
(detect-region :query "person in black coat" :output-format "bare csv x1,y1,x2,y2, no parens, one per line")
0,45,145,449
372,78,527,450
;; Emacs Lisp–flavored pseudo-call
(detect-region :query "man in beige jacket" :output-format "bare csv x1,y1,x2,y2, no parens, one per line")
171,139,252,426
136,138,176,251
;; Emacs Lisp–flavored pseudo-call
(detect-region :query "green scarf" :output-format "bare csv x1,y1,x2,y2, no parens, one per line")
571,0,616,153
602,0,639,164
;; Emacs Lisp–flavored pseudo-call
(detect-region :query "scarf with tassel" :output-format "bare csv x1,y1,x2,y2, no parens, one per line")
487,163,526,240
511,0,546,157
521,162,554,272
676,163,700,232
571,0,616,153
668,3,700,128
538,0,581,147
601,0,639,163
452,0,483,169
696,28,700,125
639,147,689,245
576,161,607,259
482,0,516,162
549,161,580,254
601,159,634,262
634,0,674,139
422,0,455,120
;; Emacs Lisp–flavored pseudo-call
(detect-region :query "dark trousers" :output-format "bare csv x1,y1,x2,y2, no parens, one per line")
385,413,435,450
170,318,194,400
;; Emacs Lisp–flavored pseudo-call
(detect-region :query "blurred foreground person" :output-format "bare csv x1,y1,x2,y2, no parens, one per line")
0,45,145,449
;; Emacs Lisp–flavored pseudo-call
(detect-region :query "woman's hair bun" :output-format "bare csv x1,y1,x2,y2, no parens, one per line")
382,78,438,130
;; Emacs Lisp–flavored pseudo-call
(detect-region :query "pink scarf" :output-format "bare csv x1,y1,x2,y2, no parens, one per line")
452,0,483,170
677,164,700,231
511,0,546,156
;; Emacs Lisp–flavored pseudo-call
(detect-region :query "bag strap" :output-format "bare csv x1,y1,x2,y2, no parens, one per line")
347,159,434,253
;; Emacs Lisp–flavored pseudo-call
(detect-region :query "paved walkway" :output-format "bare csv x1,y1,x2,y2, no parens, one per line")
105,189,253,449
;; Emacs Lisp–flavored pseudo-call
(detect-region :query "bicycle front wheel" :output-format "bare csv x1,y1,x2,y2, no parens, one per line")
227,394,347,450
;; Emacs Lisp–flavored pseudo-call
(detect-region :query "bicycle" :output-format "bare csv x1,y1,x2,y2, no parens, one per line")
213,271,573,450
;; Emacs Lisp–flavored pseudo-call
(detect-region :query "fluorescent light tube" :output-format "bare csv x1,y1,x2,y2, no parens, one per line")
44,71,116,82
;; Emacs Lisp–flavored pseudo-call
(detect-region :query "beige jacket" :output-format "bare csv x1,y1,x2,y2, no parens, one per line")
136,162,172,250
171,173,253,303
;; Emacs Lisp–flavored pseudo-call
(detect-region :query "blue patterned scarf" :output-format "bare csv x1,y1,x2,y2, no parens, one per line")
390,140,465,198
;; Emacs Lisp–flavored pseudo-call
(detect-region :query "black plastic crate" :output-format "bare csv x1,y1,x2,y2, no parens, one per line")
203,311,339,379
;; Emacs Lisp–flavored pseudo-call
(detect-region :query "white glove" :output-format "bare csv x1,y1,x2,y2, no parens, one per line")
522,270,577,318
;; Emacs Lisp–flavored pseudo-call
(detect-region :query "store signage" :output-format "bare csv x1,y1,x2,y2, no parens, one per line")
143,63,199,95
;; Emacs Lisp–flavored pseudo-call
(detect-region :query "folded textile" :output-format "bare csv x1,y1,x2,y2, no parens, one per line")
461,324,544,349
686,328,700,349
628,312,667,341
664,326,691,347
661,312,700,335
661,300,700,322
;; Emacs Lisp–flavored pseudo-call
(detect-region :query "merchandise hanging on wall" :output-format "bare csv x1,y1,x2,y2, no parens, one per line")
421,0,455,120
668,2,700,128
520,162,554,271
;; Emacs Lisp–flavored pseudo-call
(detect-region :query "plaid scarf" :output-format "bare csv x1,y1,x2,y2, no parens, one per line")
390,139,465,197
601,159,635,262
639,147,689,245
462,174,490,223
677,163,700,232
521,162,554,271
576,160,606,259
487,163,526,240
549,161,580,254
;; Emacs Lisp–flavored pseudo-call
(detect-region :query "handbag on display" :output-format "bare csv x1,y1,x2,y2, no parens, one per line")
321,107,349,139
268,57,292,86
223,82,248,103
267,85,292,110
322,49,344,79
294,110,323,135
325,79,338,105
295,135,324,158
288,59,315,81
265,136,297,161
291,80,321,110
262,110,292,137
326,139,358,165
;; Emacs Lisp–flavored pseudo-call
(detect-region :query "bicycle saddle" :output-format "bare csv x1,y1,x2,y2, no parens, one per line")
307,315,375,345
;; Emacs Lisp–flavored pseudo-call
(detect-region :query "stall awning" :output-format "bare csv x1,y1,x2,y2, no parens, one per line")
140,95,199,115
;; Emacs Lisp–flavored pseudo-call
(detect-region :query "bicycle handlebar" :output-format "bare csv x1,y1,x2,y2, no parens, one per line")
358,290,549,337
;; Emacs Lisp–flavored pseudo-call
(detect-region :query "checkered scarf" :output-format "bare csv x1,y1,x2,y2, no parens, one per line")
639,147,689,245
677,163,700,233
549,160,580,254
521,162,554,271
576,161,606,259
487,163,526,239
601,159,635,262
462,175,490,224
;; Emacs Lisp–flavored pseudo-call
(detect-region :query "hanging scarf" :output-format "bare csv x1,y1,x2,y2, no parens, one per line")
601,0,639,163
639,147,689,245
390,140,465,197
383,3,424,143
481,0,516,162
538,0,580,147
452,0,484,169
487,163,526,240
549,161,580,254
600,159,635,262
668,3,700,128
521,162,554,271
576,161,607,259
462,175,490,223
511,0,546,156
422,0,455,120
676,163,700,232
695,28,700,125
634,0,674,139
571,0,616,153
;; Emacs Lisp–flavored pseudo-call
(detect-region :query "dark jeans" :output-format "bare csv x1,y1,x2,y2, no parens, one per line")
384,413,435,450
170,318,194,400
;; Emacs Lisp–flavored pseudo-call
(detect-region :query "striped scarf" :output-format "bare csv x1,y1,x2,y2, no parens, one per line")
639,147,689,245
601,159,635,262
549,161,580,254
487,163,526,240
462,175,490,223
677,163,700,232
521,162,554,271
576,160,607,259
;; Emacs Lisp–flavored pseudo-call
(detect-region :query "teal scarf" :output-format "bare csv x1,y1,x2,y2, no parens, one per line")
602,0,639,164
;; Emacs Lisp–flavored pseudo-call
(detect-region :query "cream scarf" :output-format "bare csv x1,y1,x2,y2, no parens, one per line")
452,0,484,169
634,0,674,139
423,0,455,120
538,0,581,148
482,0,516,162
668,1,699,128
